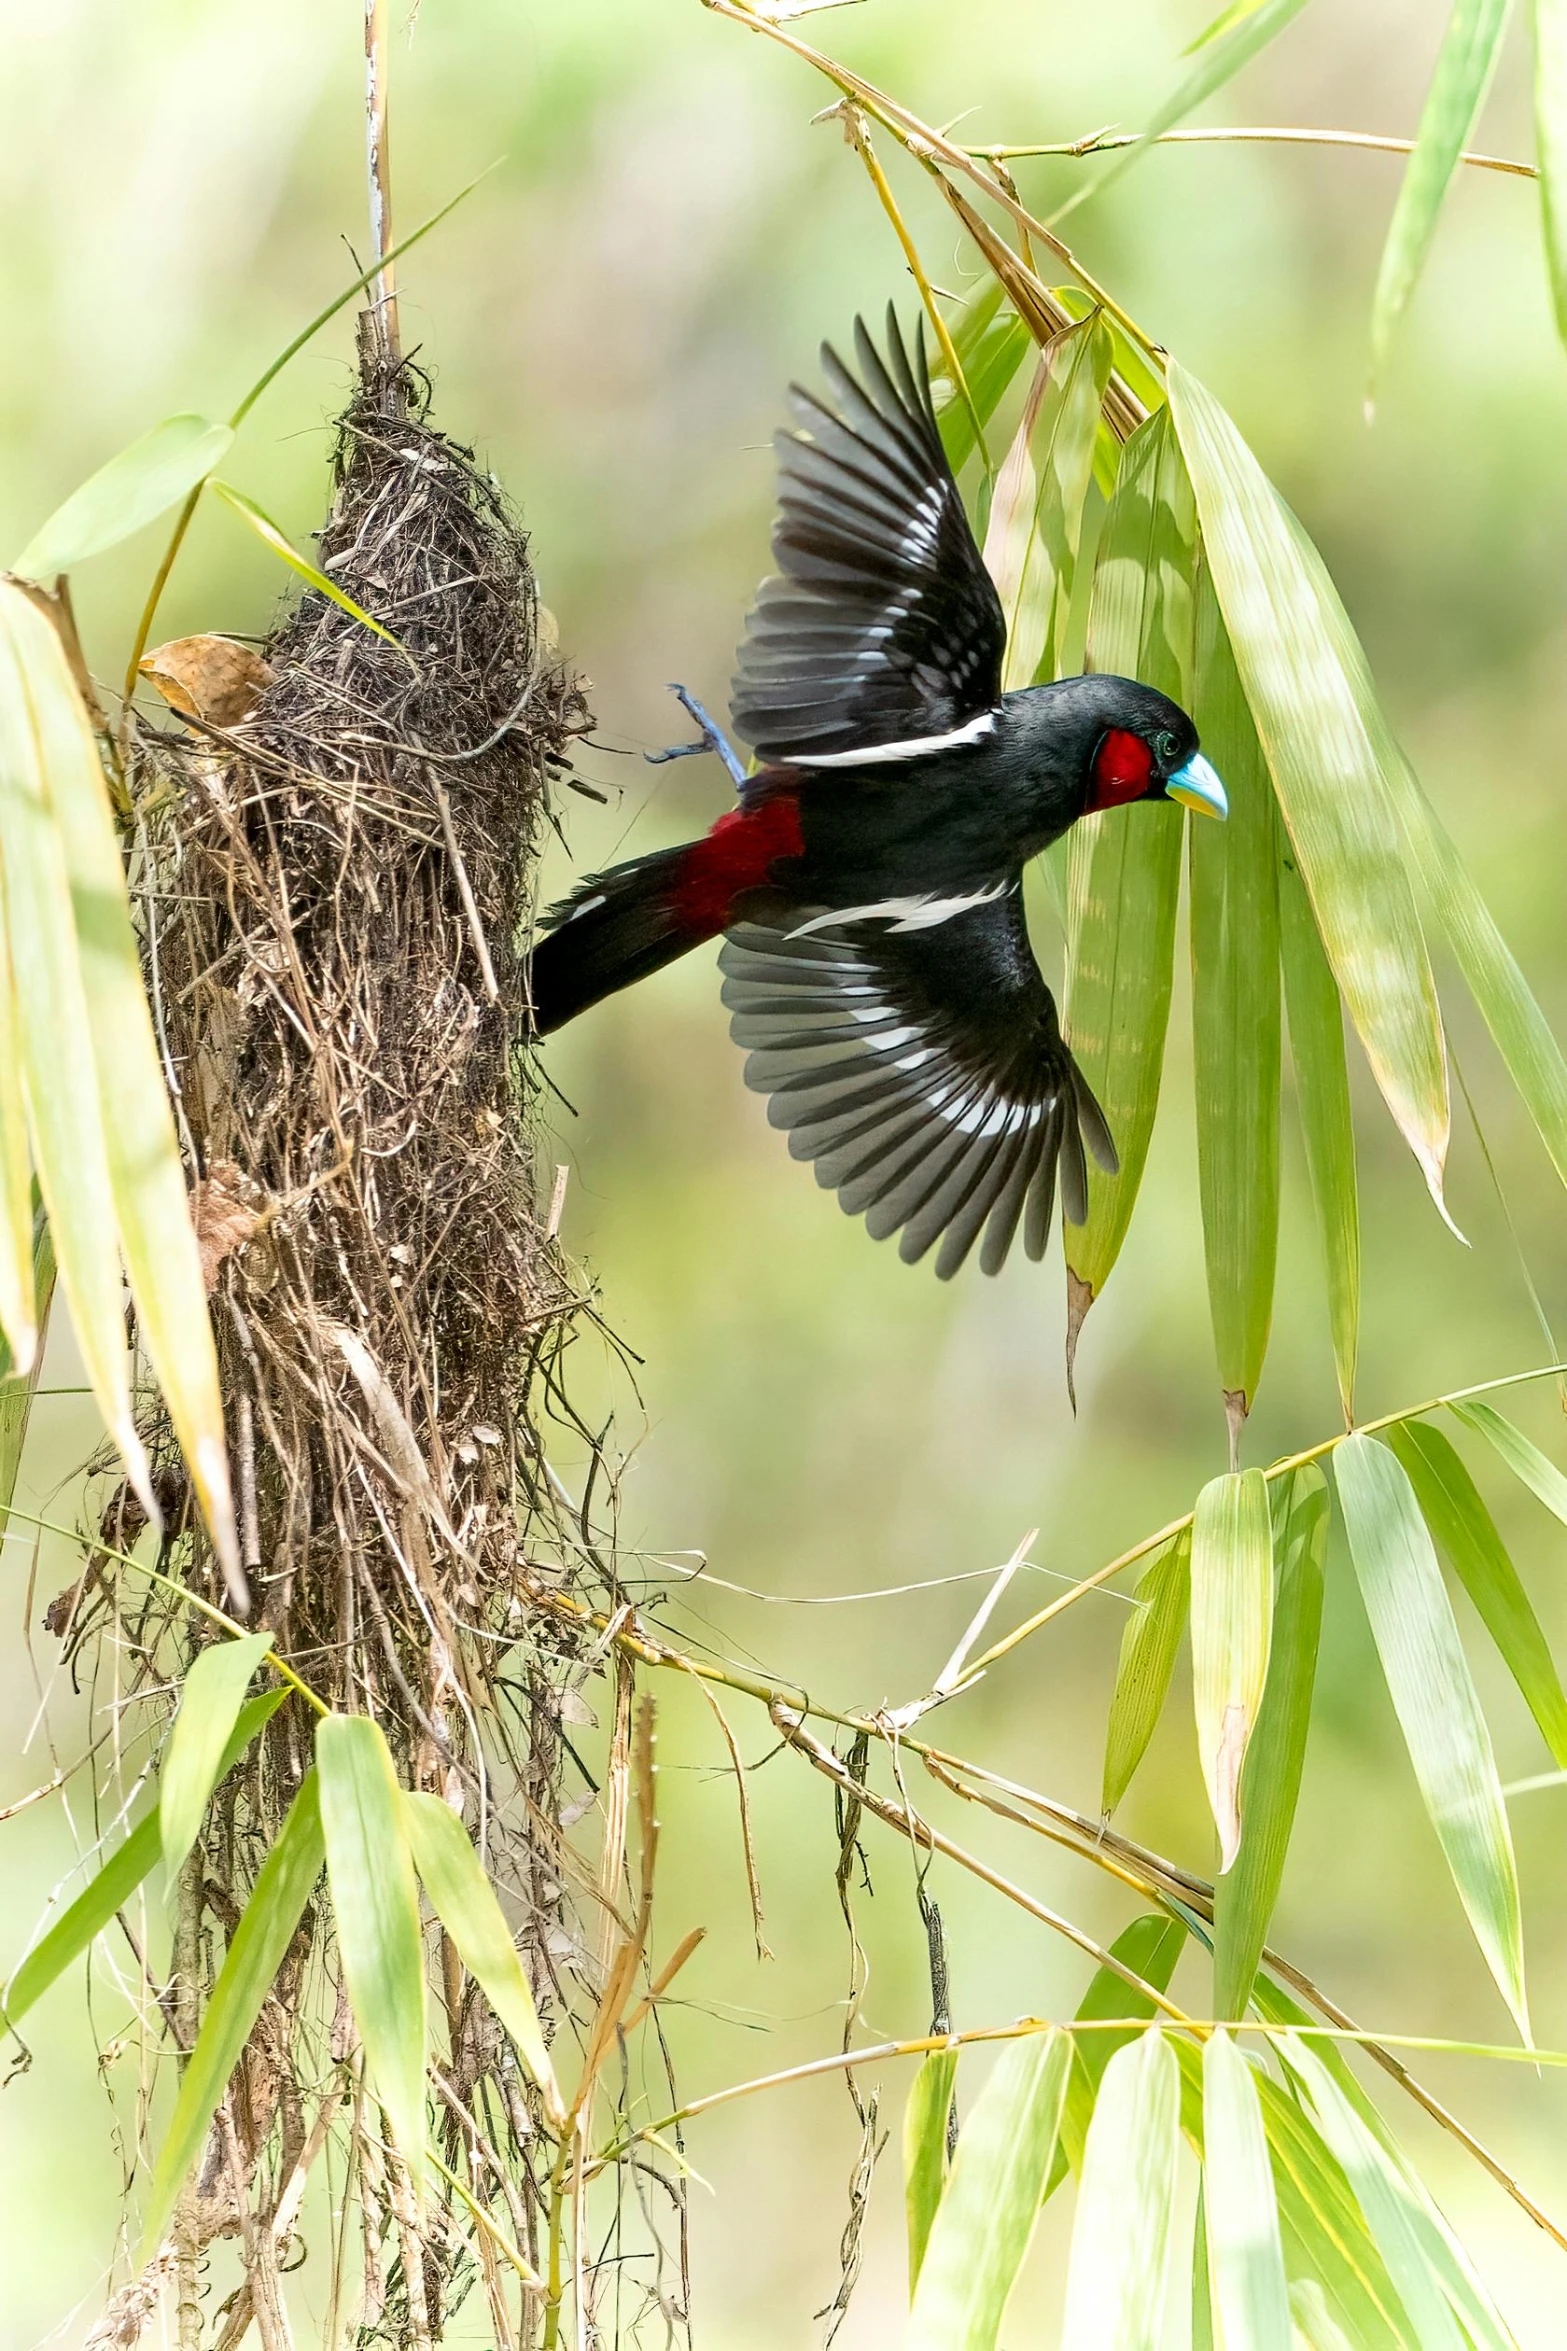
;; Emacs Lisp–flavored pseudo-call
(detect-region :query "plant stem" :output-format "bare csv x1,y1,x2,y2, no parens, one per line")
970,124,1538,181
364,0,401,368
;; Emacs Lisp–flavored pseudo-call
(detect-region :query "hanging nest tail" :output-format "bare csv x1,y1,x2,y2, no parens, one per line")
83,337,663,2346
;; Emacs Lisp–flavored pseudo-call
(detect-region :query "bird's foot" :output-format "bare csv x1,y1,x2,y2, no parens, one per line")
644,683,749,791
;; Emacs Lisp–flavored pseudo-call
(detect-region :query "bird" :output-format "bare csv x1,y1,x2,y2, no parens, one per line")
529,308,1227,1278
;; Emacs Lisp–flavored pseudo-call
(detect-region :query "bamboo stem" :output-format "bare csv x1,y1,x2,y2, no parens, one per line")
969,124,1538,182
364,0,401,367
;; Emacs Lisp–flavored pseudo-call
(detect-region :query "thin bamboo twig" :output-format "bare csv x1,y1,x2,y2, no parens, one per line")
970,124,1538,181
364,0,401,366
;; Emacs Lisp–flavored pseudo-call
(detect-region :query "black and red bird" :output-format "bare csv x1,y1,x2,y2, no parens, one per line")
531,310,1226,1277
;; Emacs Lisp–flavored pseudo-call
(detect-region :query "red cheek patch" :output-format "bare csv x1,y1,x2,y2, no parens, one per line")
1089,727,1154,811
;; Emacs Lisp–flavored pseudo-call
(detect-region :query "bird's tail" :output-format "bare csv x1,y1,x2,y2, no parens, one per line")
529,847,702,1035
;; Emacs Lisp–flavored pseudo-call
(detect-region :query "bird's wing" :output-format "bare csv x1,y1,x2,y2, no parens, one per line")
719,887,1117,1278
730,309,1007,766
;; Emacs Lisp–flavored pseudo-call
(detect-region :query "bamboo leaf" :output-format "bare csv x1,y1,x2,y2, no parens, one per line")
318,1716,427,2177
935,286,1032,477
1051,1914,1187,2197
906,2030,1069,2351
1260,2072,1413,2350
1448,1396,1567,1527
1281,2040,1471,2351
210,483,402,649
401,1788,562,2124
0,1218,53,1518
1334,1432,1529,2037
1279,851,1360,1423
1534,0,1567,344
1290,2278,1359,2350
142,1764,323,2254
1060,2029,1181,2351
1190,578,1281,1425
1102,1530,1191,1814
0,924,37,1372
13,415,233,581
984,316,1113,691
160,1633,275,1883
1166,364,1451,1211
12,583,241,1594
5,1690,284,2032
1050,1913,1187,2196
903,2049,958,2291
1192,1467,1274,1872
0,585,154,1516
1372,0,1513,375
1204,2032,1293,2350
1387,1418,1567,1767
1213,1466,1326,2017
1063,410,1196,1344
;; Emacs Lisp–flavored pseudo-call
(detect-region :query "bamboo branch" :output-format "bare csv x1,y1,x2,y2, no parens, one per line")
970,124,1538,182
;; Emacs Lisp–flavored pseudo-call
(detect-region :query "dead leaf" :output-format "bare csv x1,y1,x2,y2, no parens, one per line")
140,636,273,728
192,1160,262,1292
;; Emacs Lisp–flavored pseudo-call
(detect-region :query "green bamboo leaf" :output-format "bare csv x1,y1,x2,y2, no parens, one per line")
1534,0,1567,344
1190,579,1281,1428
401,1789,562,2124
4,1690,284,2031
13,582,241,1593
1204,2032,1293,2350
0,1218,53,1519
1387,1418,1567,1767
160,1633,275,1882
1214,1467,1326,2017
1289,2279,1358,2350
1257,2067,1414,2348
1063,410,1196,1347
1279,852,1360,1423
1060,2029,1181,2351
1188,0,1275,44
0,924,37,1373
1281,2040,1471,2351
1448,1396,1567,1526
906,2030,1069,2351
1102,1530,1191,1814
1191,2187,1215,2351
0,584,154,1518
1166,364,1451,1212
318,1716,427,2176
1192,1467,1274,1872
142,1764,323,2254
12,416,234,582
903,2048,958,2291
210,483,402,650
1372,0,1513,376
1050,1913,1187,2197
1334,1432,1529,2038
984,316,1113,691
936,286,1032,476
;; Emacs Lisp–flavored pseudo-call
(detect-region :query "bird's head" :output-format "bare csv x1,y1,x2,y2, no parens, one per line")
1010,673,1227,826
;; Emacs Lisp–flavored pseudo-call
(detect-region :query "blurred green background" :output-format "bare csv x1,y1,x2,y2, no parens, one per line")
6,0,1567,2341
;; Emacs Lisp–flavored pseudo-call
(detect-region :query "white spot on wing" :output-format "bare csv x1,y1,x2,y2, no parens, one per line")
799,709,998,767
786,877,1010,938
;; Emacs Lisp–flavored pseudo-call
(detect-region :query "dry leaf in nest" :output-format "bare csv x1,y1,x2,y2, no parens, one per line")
191,1159,262,1292
140,635,274,728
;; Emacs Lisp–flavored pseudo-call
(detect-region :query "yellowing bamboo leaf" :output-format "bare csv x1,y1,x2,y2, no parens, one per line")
1372,0,1512,376
1051,1914,1188,2197
1192,1467,1274,1872
0,1219,53,1520
402,1788,562,2126
1204,2033,1293,2350
1063,409,1196,1349
1060,2029,1182,2351
1334,1432,1529,2038
0,586,151,1518
160,1633,274,1883
210,482,402,649
139,635,273,729
1166,364,1451,1212
1387,1418,1567,1768
907,2031,1069,2351
318,1716,427,2178
1279,852,1360,1423
13,415,233,582
142,1764,323,2255
1190,579,1281,1427
6,585,242,1597
1213,1467,1326,2017
1102,1529,1191,1815
903,2048,958,2290
0,925,36,1371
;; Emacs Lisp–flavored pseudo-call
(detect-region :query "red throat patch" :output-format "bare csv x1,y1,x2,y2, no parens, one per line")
671,793,805,936
1088,727,1154,812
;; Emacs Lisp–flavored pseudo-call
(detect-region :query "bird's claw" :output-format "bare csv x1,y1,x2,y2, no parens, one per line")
644,684,749,791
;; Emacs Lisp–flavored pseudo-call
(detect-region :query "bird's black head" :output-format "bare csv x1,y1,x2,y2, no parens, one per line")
1004,673,1226,831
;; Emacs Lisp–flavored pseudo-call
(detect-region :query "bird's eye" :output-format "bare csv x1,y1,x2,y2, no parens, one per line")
1154,729,1179,765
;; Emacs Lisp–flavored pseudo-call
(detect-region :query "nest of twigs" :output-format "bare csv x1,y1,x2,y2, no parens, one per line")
85,330,647,2347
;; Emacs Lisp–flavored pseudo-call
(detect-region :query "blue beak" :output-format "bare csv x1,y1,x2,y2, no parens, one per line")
1167,751,1228,821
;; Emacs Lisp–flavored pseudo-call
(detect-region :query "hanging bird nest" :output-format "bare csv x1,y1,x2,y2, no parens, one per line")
67,328,659,2347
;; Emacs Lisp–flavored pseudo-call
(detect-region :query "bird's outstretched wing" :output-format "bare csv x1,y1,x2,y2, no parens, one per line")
731,309,1006,766
719,889,1116,1278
